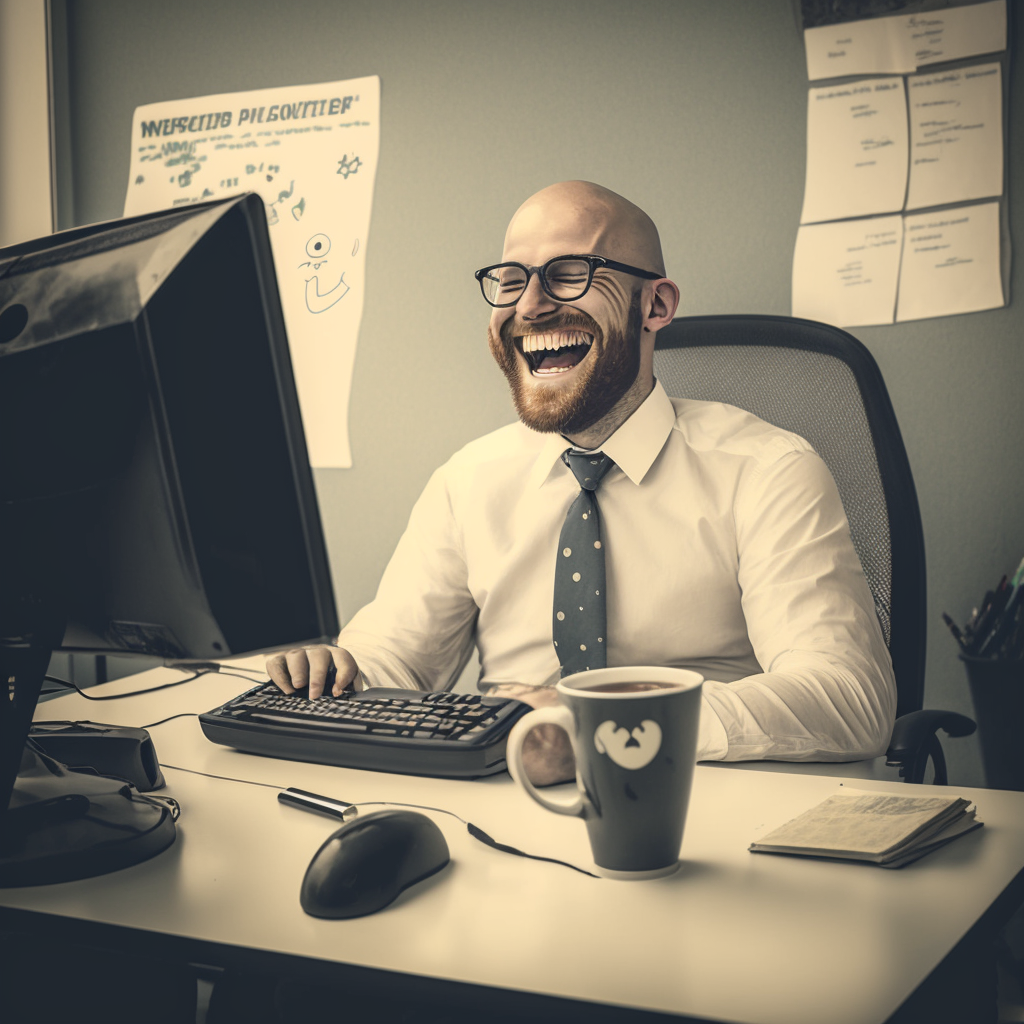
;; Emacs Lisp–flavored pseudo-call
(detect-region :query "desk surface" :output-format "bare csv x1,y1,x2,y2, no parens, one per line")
4,661,1024,1024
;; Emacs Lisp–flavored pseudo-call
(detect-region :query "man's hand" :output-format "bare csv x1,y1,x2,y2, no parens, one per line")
265,645,363,699
489,684,575,787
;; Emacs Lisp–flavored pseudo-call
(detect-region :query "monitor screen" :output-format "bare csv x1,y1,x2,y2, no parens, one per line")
0,193,339,842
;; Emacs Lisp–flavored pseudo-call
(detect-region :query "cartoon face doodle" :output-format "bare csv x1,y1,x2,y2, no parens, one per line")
302,233,331,269
593,720,662,770
299,233,349,314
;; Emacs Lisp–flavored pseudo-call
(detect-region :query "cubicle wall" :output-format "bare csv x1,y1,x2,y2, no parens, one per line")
52,0,1023,786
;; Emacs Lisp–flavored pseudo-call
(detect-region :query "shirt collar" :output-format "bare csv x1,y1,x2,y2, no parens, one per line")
527,379,676,489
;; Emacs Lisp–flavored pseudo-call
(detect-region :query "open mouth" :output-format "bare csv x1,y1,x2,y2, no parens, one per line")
518,330,594,376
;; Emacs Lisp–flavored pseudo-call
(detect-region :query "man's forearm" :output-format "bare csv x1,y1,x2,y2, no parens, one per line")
700,655,896,762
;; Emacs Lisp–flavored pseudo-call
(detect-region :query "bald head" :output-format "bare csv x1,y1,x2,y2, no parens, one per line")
502,181,665,276
486,181,680,445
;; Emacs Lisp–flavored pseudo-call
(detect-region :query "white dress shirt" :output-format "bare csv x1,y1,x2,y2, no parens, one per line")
339,380,896,762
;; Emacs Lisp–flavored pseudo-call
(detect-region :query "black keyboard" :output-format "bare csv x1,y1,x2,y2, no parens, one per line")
199,683,532,778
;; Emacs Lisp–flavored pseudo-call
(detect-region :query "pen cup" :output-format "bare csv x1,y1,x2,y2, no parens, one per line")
960,654,1024,791
505,667,703,879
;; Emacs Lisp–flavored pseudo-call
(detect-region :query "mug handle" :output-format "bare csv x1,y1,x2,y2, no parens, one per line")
505,704,584,817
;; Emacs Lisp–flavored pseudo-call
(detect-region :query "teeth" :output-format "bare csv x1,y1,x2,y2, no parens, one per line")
520,330,592,353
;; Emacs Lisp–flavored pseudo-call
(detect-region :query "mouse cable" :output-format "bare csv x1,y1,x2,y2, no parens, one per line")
354,800,599,878
160,764,599,878
42,665,266,702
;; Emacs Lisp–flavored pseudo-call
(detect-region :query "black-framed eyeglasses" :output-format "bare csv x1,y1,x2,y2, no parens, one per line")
474,254,662,308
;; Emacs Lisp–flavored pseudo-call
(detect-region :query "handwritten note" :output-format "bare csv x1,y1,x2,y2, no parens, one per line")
792,216,903,327
805,16,914,81
909,0,1006,68
801,79,908,225
896,202,1003,322
124,77,380,468
804,1,1006,81
907,64,1002,211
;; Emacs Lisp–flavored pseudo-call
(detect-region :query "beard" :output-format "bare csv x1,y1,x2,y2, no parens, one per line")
489,290,644,435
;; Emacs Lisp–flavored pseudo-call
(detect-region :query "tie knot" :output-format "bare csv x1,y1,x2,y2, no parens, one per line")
562,450,613,491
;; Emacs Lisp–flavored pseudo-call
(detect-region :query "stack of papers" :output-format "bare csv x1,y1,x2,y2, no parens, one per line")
750,792,982,868
793,1,1009,326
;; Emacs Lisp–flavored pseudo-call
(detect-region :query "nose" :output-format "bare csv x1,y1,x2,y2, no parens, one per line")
515,270,559,321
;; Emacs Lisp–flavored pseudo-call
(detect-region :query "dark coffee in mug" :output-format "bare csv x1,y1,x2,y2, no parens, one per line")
584,681,680,694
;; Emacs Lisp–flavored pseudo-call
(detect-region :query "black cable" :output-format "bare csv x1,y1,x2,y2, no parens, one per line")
213,669,271,684
160,764,598,877
135,793,182,820
42,665,267,702
142,713,200,729
161,764,286,790
351,804,599,878
165,661,266,677
44,671,203,700
36,675,597,875
465,822,598,878
353,801,599,877
42,658,596,878
80,792,181,834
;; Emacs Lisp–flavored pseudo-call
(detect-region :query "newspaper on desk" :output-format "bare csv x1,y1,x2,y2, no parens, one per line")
750,790,982,868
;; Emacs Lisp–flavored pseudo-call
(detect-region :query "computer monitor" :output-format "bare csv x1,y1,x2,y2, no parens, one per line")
0,193,339,884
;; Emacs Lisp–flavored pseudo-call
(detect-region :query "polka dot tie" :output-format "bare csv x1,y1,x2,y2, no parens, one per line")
552,450,614,677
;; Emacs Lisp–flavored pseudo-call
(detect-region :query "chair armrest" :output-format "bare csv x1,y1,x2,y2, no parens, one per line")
885,710,976,784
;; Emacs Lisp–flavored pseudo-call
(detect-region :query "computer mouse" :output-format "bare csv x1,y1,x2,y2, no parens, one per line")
300,809,450,919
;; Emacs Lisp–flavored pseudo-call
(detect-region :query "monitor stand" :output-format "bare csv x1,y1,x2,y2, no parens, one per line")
0,615,176,887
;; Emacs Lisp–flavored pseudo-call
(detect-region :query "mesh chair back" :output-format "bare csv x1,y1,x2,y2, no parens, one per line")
654,315,925,718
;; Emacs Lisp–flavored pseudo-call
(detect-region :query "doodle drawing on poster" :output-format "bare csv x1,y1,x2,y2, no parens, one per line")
123,77,381,468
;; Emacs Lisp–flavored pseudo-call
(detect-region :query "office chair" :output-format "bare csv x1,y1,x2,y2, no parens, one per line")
653,314,974,784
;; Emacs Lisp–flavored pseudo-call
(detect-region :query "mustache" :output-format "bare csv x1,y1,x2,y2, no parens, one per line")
498,308,602,348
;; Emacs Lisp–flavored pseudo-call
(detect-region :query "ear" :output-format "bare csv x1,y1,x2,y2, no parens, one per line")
642,279,680,333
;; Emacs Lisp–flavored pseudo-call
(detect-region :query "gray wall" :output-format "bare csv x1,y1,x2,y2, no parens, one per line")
57,0,1023,786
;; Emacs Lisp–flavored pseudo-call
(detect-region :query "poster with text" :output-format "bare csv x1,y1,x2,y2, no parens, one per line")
124,76,380,468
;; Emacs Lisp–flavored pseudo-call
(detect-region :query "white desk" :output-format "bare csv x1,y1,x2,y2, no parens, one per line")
3,662,1023,1024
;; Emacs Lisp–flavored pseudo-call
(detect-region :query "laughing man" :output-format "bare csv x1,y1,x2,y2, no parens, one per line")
267,180,896,785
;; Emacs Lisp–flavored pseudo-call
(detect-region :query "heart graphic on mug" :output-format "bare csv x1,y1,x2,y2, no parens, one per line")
593,719,663,770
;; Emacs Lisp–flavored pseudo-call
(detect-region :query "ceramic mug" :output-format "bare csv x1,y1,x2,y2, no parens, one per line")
506,666,703,879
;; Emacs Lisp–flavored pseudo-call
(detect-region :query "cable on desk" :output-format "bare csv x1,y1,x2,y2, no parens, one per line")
43,670,204,701
142,713,199,729
77,794,181,835
165,661,267,678
161,764,286,790
43,665,268,703
353,801,600,878
161,764,598,877
135,793,182,820
211,669,273,684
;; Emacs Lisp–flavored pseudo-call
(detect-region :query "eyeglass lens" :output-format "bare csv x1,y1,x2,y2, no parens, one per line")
482,258,592,305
